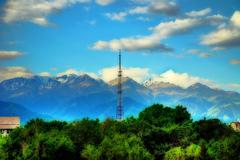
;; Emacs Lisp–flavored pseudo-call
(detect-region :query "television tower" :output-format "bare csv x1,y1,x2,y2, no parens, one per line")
116,49,123,120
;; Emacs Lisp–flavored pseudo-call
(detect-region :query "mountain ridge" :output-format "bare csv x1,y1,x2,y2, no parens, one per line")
0,74,239,122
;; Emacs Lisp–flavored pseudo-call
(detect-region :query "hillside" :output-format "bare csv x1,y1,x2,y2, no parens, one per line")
0,101,49,124
0,74,240,122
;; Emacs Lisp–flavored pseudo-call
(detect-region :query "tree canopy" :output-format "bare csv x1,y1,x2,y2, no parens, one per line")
0,104,239,160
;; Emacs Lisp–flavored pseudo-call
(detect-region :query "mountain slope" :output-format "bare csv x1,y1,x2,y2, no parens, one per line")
0,75,239,122
0,101,50,124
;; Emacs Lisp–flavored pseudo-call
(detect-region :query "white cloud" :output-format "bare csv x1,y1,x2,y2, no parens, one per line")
39,72,51,77
51,67,58,71
2,66,238,92
151,69,216,88
201,28,240,48
0,51,23,60
0,67,33,82
56,67,151,83
198,53,211,58
131,0,151,3
188,49,199,54
57,69,80,76
105,0,179,21
150,18,202,37
99,67,218,89
201,11,240,49
44,68,240,92
231,11,240,27
92,18,200,52
186,8,211,17
105,12,128,21
206,14,227,25
3,0,91,26
131,0,179,16
188,49,211,58
230,59,240,65
99,66,151,83
32,17,49,26
87,20,96,25
57,69,99,79
223,115,230,121
92,16,224,52
129,6,148,14
137,16,151,22
221,83,240,92
146,0,179,16
226,83,240,89
224,84,240,92
95,0,115,6
92,36,173,52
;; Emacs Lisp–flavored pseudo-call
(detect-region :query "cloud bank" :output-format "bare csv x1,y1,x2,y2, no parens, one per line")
201,11,240,49
0,51,23,60
188,49,211,58
0,67,33,82
92,15,225,52
57,69,98,79
95,0,115,6
186,8,211,17
3,0,116,26
1,66,238,92
54,67,215,89
230,59,240,65
105,0,179,21
151,69,216,88
99,66,151,83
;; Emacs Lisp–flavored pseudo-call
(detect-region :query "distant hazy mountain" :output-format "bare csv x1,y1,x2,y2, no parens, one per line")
109,77,152,103
0,101,50,124
145,80,240,121
0,74,239,122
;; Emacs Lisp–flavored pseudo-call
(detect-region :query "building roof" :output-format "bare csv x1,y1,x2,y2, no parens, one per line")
231,121,240,124
235,122,240,127
0,117,20,129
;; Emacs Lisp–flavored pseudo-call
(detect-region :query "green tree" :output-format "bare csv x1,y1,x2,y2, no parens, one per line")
100,118,129,136
167,123,194,147
22,130,75,160
4,127,26,160
139,104,191,127
207,135,240,160
2,103,240,160
164,146,185,160
185,144,201,160
142,127,170,159
0,135,7,160
193,119,232,141
82,134,153,160
65,118,102,158
81,144,101,160
164,144,201,160
174,106,191,124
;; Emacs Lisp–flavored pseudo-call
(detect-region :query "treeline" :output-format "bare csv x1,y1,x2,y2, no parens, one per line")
0,104,240,160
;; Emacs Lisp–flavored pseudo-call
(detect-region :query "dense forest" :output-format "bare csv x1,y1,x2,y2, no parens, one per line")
0,104,240,160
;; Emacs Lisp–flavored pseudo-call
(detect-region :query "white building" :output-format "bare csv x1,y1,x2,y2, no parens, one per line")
0,117,20,136
230,122,240,132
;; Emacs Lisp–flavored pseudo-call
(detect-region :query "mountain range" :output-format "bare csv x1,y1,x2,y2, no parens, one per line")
0,74,239,123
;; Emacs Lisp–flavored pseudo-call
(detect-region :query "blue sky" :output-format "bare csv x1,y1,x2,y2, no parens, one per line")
0,0,240,91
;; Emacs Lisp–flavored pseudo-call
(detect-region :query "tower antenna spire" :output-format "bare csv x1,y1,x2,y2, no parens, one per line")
116,49,123,120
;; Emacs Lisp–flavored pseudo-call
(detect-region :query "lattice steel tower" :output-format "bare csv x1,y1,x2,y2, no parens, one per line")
116,50,123,120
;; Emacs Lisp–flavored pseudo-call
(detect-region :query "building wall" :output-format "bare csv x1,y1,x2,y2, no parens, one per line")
0,117,20,136
230,122,240,132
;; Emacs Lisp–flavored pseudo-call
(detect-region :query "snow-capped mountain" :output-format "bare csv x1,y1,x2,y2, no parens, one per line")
0,74,240,122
